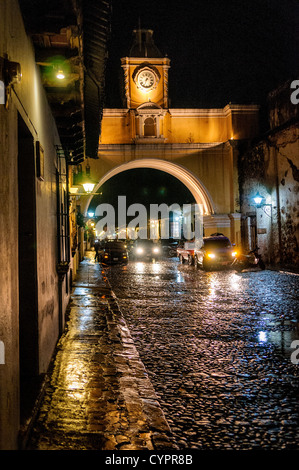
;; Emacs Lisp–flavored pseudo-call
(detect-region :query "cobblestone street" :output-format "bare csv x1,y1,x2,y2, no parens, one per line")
105,259,299,450
26,254,299,451
27,254,174,450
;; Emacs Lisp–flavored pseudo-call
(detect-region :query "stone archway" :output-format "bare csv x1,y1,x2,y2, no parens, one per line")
82,158,215,216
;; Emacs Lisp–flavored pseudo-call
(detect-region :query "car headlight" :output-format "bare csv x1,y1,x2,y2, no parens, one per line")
136,247,143,254
207,253,216,259
153,247,160,254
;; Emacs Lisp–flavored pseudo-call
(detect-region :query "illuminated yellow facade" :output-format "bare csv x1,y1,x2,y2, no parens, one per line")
100,104,259,145
81,29,260,244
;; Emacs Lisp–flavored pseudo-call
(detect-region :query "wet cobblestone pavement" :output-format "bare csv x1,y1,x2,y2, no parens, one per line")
105,259,299,450
27,254,173,450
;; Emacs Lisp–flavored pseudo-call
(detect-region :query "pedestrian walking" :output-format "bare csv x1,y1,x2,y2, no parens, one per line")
94,240,100,262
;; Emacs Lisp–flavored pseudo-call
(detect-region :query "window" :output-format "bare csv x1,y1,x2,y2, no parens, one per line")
144,117,156,137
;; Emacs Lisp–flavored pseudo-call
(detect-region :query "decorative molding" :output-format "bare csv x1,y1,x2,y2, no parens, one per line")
203,214,231,227
121,64,130,108
163,65,169,108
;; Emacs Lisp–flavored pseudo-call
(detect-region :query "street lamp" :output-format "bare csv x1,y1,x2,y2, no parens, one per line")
69,162,101,197
252,192,264,207
56,70,65,80
82,176,96,194
82,161,98,193
251,191,272,213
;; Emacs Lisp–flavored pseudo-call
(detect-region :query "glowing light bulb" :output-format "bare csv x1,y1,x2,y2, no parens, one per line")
56,70,65,80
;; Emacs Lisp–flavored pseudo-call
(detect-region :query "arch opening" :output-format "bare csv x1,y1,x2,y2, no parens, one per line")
83,159,215,216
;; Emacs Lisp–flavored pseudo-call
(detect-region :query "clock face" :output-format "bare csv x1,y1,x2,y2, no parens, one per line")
137,70,155,89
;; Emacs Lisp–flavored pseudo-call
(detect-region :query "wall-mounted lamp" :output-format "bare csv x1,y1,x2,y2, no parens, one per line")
56,69,65,80
251,191,272,218
252,192,264,207
69,179,101,198
69,186,101,199
69,161,101,200
4,59,22,85
82,161,97,193
82,177,96,194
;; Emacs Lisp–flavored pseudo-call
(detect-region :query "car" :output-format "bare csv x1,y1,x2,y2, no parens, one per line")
177,241,195,265
194,234,237,271
131,239,162,261
99,240,128,265
160,239,180,257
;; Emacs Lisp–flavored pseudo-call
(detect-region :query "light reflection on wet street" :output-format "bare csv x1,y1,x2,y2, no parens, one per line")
104,259,299,450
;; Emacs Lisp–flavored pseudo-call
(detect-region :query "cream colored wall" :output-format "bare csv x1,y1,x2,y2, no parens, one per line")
100,105,259,145
173,146,233,214
91,142,236,215
0,0,69,449
100,111,231,144
167,113,230,143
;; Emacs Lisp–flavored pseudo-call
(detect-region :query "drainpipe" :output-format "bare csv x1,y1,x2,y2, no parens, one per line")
56,169,63,334
273,144,282,264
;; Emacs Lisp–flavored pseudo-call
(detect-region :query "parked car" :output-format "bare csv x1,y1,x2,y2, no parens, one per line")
160,239,180,257
177,241,196,265
131,239,162,261
194,234,237,271
99,240,128,265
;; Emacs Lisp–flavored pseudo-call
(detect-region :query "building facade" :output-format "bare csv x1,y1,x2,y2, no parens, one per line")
238,79,299,268
79,29,260,246
0,0,70,449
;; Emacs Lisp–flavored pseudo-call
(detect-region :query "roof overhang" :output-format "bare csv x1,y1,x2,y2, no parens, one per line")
19,0,111,164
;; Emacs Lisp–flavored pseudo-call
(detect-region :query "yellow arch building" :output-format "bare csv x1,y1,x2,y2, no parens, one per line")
78,28,259,245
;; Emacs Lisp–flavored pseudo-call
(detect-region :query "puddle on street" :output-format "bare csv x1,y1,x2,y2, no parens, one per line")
104,259,299,449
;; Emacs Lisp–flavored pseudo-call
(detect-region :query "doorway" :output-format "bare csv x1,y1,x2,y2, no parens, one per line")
18,114,39,428
241,213,257,251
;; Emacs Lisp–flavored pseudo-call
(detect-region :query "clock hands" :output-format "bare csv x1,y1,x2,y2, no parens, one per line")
137,69,156,89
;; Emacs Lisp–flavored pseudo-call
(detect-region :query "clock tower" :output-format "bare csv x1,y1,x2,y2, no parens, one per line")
96,26,260,244
121,29,170,110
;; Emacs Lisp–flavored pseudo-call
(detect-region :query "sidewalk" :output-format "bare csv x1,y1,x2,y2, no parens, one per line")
27,253,175,450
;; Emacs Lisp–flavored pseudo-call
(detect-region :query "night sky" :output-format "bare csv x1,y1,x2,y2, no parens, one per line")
92,0,298,212
105,0,298,109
